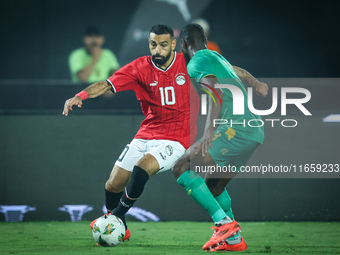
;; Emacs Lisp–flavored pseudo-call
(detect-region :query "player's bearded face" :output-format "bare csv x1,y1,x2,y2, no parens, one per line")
152,51,171,65
149,33,175,66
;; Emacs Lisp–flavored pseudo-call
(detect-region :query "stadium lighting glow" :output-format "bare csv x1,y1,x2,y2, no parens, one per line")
322,114,340,122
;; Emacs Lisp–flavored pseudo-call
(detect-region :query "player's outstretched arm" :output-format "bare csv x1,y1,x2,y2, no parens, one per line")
197,75,224,156
62,80,112,116
233,66,268,97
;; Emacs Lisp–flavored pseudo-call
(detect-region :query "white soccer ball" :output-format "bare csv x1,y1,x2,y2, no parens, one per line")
92,214,125,247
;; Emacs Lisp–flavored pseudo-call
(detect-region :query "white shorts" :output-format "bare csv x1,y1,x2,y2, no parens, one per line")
115,139,185,173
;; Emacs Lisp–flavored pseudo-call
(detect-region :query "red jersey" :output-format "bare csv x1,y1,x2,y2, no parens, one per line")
107,52,198,149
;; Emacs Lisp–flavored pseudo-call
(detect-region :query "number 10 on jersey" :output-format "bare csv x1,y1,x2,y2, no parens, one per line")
159,86,176,105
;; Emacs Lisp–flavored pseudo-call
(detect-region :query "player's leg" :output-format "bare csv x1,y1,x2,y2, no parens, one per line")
206,132,260,252
105,164,132,211
207,136,259,220
91,139,146,243
206,177,247,251
111,154,155,220
206,178,234,220
206,178,241,249
173,147,232,224
90,166,131,227
90,165,132,242
112,140,185,221
105,140,147,213
172,145,241,250
209,179,247,252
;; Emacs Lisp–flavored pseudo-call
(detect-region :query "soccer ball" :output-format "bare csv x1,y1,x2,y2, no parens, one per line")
92,214,125,247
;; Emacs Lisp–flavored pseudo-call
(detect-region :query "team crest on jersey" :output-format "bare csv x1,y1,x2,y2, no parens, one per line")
165,145,173,156
221,148,229,155
175,73,186,85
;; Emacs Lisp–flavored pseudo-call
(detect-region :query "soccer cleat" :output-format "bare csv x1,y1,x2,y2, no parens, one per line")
209,237,248,252
202,221,241,250
89,218,97,230
123,228,131,242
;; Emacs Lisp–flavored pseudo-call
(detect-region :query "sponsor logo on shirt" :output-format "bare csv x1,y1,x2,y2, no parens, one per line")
150,81,158,86
175,73,186,85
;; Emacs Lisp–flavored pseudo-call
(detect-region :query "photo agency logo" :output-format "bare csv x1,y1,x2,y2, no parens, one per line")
199,82,312,127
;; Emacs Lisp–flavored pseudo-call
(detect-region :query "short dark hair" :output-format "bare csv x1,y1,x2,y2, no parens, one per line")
149,24,174,39
180,23,206,47
84,25,101,36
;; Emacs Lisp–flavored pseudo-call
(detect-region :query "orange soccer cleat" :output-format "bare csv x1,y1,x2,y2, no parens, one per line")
89,218,98,230
202,221,241,250
209,237,248,252
123,227,131,241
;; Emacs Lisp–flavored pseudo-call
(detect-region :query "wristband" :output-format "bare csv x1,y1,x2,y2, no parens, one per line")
75,91,89,100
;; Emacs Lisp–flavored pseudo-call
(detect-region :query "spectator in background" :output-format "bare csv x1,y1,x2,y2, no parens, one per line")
192,18,222,54
68,26,120,84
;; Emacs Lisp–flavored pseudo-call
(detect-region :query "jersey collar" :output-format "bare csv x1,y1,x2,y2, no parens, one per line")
151,52,177,72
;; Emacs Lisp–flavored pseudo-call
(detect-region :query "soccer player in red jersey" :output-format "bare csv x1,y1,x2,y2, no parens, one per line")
63,24,199,241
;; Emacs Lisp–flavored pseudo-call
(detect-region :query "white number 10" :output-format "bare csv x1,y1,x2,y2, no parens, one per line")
159,86,176,105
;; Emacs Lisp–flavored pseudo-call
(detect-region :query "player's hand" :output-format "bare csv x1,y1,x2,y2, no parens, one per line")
195,127,214,157
62,96,83,116
255,82,268,97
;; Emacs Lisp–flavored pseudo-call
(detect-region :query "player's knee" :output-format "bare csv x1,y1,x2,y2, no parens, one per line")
207,179,229,197
105,180,125,193
135,154,159,176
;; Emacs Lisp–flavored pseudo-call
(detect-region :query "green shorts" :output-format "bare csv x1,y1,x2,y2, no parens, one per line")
208,127,259,170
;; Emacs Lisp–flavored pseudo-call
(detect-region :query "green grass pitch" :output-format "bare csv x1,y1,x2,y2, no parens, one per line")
0,221,339,254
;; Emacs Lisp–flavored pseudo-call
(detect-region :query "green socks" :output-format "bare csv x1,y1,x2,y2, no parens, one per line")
177,170,227,223
215,189,235,220
177,171,241,244
215,189,240,243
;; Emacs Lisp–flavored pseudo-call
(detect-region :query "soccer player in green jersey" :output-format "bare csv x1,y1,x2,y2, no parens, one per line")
172,23,267,251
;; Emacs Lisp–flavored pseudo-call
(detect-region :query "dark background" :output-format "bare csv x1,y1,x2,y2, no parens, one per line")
0,0,340,222
1,110,340,222
1,0,339,80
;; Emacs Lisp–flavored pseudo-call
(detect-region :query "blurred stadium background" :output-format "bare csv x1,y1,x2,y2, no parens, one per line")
0,0,339,223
